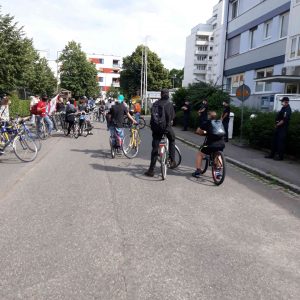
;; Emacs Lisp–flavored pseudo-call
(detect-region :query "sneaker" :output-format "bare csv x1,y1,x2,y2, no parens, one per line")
144,169,154,177
215,169,222,179
192,171,201,178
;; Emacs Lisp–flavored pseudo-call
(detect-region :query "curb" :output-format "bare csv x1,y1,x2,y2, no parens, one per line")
175,135,300,195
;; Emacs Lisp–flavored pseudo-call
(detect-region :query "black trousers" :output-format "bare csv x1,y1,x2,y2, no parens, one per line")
150,128,176,170
222,121,229,142
183,114,189,130
67,121,74,134
271,127,288,159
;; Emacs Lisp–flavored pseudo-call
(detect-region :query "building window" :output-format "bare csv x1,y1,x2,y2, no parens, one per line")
264,20,272,39
99,58,104,64
197,55,207,61
227,73,244,95
113,60,119,67
198,46,208,51
290,38,297,58
228,35,240,57
250,26,258,49
280,12,289,38
210,46,213,51
213,24,217,30
255,67,273,92
209,56,213,60
231,0,239,19
196,65,206,70
210,37,214,41
286,84,298,93
98,77,104,82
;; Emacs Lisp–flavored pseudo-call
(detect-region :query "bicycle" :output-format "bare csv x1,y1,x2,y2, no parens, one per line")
109,127,124,159
122,124,141,158
0,120,38,162
199,138,226,186
78,112,89,137
158,134,182,180
64,113,80,138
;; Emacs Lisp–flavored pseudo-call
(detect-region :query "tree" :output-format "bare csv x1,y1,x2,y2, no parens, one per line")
0,10,57,96
58,41,99,97
106,85,119,99
169,68,184,88
120,45,171,99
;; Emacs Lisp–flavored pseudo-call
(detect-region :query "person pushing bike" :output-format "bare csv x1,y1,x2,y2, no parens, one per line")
144,88,176,177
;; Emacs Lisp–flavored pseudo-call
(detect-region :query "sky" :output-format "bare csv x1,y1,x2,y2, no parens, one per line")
1,0,216,71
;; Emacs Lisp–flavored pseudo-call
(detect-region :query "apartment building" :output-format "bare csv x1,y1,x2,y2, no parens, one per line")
183,0,228,87
224,0,300,109
88,54,122,96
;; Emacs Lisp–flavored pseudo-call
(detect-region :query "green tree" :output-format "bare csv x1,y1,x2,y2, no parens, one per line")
58,41,99,97
106,85,119,99
169,68,184,88
120,45,171,99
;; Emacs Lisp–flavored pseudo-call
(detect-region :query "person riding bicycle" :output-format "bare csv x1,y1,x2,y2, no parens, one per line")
144,88,176,177
107,95,137,148
65,98,77,136
36,95,54,136
192,111,225,178
78,97,93,134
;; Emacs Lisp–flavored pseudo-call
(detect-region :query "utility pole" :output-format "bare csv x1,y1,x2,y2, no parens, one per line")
140,46,144,108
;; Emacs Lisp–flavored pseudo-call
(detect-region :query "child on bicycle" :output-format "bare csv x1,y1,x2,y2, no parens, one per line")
192,111,225,178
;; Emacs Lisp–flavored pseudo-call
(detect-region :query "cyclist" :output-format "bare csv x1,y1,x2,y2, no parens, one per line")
107,95,137,149
65,98,77,135
36,95,54,136
78,97,93,134
133,101,141,123
192,111,225,178
144,88,176,177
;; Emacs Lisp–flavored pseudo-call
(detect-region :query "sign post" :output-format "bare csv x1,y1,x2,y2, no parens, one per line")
236,84,251,142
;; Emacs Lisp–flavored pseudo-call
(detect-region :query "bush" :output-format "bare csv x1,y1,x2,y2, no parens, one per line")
243,111,300,158
175,110,200,129
9,94,30,118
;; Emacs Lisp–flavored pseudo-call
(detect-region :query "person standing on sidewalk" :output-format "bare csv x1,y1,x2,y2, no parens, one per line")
265,97,292,161
181,100,190,131
196,99,208,134
144,89,176,177
36,95,54,135
221,101,230,142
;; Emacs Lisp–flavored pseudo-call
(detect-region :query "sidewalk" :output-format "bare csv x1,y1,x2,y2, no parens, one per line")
172,126,300,192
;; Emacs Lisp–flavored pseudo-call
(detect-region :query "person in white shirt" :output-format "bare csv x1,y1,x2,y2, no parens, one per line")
0,95,10,122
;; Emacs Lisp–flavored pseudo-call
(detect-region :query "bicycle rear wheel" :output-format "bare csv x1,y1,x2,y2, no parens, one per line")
123,131,139,158
212,151,226,185
26,131,42,151
13,134,38,162
173,145,182,168
74,123,80,139
138,117,146,129
201,156,209,174
161,147,167,180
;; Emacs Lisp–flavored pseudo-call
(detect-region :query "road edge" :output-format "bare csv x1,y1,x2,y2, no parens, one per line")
175,135,300,195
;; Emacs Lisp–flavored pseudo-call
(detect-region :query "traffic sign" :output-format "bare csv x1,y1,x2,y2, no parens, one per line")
236,84,251,101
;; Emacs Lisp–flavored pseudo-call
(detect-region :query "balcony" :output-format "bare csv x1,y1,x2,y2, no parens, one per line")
193,69,207,74
196,40,209,46
194,59,207,64
112,82,120,88
195,50,208,55
112,64,121,68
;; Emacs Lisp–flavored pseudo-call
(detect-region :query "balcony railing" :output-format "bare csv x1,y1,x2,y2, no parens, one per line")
112,64,121,68
112,82,120,88
193,69,207,74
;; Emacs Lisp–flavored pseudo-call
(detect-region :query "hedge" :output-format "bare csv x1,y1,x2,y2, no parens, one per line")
9,94,30,118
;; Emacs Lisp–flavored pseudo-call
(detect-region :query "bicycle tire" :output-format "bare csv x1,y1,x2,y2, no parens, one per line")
37,122,48,140
212,151,226,186
83,123,89,137
123,132,139,159
138,117,146,129
13,134,38,162
110,138,115,158
173,145,182,168
74,123,80,139
201,157,209,174
26,131,42,151
161,147,167,180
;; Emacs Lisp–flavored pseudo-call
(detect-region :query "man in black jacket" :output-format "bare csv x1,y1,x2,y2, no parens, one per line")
145,89,176,177
265,96,292,160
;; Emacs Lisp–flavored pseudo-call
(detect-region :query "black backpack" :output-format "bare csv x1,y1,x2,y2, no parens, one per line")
150,101,168,133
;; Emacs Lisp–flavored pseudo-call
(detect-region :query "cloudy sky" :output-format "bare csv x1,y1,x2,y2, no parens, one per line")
1,0,216,70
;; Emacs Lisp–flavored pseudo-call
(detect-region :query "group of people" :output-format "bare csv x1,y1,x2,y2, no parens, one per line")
181,98,231,142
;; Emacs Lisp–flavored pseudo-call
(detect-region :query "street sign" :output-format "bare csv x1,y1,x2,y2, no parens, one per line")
236,84,251,101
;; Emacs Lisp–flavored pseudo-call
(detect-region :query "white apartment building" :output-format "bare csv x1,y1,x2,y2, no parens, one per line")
224,0,300,110
183,0,228,87
88,54,122,97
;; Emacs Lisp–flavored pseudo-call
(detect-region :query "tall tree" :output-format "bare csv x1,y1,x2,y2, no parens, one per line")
58,41,99,97
120,45,171,99
169,68,184,88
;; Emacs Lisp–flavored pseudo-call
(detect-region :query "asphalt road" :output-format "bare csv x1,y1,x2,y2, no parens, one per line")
0,123,299,300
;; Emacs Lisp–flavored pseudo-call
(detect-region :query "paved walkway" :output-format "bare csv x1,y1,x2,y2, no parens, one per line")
173,126,300,189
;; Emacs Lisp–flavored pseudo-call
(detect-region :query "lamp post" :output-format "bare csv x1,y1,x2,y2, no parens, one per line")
172,75,177,89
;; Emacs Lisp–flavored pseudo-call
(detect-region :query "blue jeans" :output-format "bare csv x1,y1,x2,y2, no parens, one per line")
37,115,53,134
135,112,140,123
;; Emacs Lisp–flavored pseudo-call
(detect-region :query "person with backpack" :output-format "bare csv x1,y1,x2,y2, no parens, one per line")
65,98,77,135
192,111,225,178
144,89,176,177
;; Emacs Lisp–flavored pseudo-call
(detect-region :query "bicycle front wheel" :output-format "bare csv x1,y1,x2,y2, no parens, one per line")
173,145,182,168
26,131,42,151
74,123,80,139
123,132,139,158
13,134,38,162
212,151,226,186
